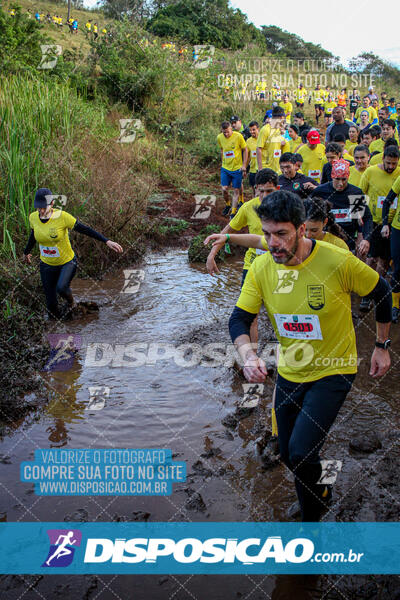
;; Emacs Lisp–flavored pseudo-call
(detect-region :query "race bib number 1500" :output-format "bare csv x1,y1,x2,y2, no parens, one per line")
274,314,323,340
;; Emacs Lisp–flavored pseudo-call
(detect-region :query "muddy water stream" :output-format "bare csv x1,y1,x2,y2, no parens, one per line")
1,249,400,599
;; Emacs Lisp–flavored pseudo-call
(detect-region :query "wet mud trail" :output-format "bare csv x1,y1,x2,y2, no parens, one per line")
1,250,400,599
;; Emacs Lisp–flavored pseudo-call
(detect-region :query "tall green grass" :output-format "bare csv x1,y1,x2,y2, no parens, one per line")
0,75,109,257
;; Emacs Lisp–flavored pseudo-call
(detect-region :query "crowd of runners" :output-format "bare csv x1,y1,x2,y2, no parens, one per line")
208,86,398,521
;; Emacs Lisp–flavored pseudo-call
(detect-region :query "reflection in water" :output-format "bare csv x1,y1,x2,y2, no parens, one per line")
43,357,84,447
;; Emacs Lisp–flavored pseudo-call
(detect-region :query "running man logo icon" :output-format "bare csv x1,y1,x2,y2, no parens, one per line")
317,460,343,485
87,386,110,411
191,195,216,219
349,194,369,220
42,529,82,567
121,269,145,293
44,334,81,372
117,119,143,143
38,45,62,70
241,383,264,408
193,45,215,69
273,270,299,294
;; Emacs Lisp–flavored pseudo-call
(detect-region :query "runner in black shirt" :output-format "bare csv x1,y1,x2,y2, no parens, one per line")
278,153,317,198
311,159,372,253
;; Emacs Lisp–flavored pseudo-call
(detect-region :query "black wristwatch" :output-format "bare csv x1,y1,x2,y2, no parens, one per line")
375,339,391,350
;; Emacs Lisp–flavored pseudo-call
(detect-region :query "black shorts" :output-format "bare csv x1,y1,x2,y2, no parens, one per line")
296,101,304,108
368,223,391,260
314,104,323,110
249,172,256,188
241,269,248,289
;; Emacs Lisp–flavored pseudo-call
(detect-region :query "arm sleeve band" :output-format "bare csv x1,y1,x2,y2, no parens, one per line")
364,276,392,323
382,189,397,226
361,204,373,240
73,220,109,242
24,230,36,255
229,306,258,342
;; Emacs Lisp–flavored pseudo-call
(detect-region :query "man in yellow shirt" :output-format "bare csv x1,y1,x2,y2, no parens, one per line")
360,145,400,289
294,84,307,108
246,121,260,196
298,130,325,183
256,106,289,174
228,190,391,521
370,119,399,155
217,121,248,218
279,94,293,124
381,173,400,322
354,96,378,125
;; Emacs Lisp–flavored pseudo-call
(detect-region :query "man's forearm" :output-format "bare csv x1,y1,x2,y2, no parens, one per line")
233,334,258,364
209,224,234,257
256,148,263,171
376,322,391,342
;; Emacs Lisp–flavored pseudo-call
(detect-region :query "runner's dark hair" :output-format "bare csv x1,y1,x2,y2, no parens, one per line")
303,197,346,240
255,168,279,186
256,190,305,228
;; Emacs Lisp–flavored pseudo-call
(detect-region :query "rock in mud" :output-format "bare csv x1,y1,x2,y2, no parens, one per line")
132,511,151,521
191,460,213,477
222,413,238,429
184,488,207,512
349,432,382,454
64,508,89,522
200,447,222,458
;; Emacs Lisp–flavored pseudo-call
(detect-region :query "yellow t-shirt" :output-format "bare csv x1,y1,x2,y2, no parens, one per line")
246,137,258,174
236,241,378,382
389,175,400,231
360,164,400,223
312,89,324,104
324,101,337,115
230,197,262,270
345,140,357,156
355,106,377,124
348,166,369,187
217,131,246,172
29,210,77,266
295,88,307,102
288,138,302,153
369,152,383,166
370,139,385,154
343,151,355,164
279,101,293,123
298,144,326,183
322,232,349,249
257,124,290,173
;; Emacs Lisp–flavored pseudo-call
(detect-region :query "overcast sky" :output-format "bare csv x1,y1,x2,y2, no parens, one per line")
83,0,400,67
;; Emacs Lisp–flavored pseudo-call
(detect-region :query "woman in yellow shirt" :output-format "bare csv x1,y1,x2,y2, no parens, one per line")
288,124,302,153
23,188,123,320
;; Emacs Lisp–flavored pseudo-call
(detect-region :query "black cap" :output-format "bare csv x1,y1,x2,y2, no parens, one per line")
34,188,53,208
230,115,240,123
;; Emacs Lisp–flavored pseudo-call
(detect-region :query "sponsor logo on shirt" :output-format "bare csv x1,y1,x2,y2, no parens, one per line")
273,270,299,294
307,285,325,310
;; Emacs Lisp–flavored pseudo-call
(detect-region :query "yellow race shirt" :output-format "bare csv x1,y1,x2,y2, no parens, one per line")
279,101,293,122
288,138,303,153
29,210,76,266
217,131,246,172
322,232,348,249
230,197,262,270
369,152,383,166
345,140,357,156
324,101,337,115
298,144,326,183
348,166,369,187
355,106,377,124
246,137,258,174
360,164,400,223
369,139,385,154
295,88,307,102
389,175,400,231
236,241,379,382
257,124,290,172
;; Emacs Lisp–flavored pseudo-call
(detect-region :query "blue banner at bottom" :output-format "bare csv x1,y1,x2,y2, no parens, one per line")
0,522,399,574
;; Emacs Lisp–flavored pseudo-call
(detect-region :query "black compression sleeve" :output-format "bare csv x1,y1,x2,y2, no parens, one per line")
364,276,392,323
24,229,36,255
73,220,109,243
361,204,373,241
382,189,397,226
229,306,258,342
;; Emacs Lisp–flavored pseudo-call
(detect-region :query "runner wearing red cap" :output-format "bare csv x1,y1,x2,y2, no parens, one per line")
297,131,326,184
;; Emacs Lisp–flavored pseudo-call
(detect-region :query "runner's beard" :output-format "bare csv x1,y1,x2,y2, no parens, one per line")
270,232,299,264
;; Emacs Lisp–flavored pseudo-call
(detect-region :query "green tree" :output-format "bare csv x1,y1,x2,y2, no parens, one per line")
0,6,44,74
261,25,334,59
146,0,263,49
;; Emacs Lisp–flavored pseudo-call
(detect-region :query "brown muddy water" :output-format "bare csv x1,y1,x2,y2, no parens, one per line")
1,250,400,599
